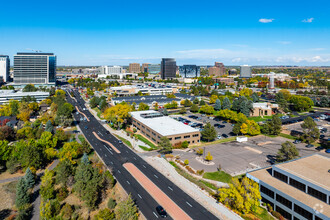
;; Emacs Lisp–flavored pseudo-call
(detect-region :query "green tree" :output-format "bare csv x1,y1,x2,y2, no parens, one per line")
193,98,199,105
183,99,192,107
40,169,55,200
158,137,173,154
190,104,199,113
276,141,299,162
138,102,149,111
108,198,117,210
300,117,320,143
114,194,138,220
262,114,282,135
181,141,189,148
15,178,30,210
45,120,54,133
201,122,217,142
289,95,313,112
200,105,214,114
89,96,100,108
23,84,37,92
179,107,186,114
196,148,203,156
251,93,259,102
233,122,242,135
55,159,74,186
94,208,115,220
214,99,221,111
231,98,240,112
24,168,35,189
199,99,206,106
222,97,231,110
275,92,288,111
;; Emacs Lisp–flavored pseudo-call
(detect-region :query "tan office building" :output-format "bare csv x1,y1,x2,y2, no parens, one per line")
141,63,150,72
131,110,200,146
129,63,141,73
251,103,279,117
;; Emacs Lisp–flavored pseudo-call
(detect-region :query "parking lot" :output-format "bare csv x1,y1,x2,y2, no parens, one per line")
171,112,234,139
172,135,329,176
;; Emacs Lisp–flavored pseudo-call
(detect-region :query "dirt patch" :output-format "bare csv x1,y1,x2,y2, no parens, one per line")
257,141,273,146
0,181,17,212
0,171,24,181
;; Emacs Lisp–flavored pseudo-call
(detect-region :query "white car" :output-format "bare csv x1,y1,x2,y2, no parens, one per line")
217,135,222,139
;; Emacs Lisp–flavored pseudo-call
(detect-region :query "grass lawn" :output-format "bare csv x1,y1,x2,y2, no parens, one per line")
114,134,132,148
138,145,152,151
134,134,158,149
195,136,236,147
199,180,218,190
203,171,232,183
279,133,296,140
92,107,103,119
78,134,85,143
248,116,272,122
254,207,275,220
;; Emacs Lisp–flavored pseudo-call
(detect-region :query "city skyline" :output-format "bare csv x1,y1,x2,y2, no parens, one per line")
0,0,329,66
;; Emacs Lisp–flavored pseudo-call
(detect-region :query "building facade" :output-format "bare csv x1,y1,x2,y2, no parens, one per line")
247,154,329,220
161,58,176,79
251,103,279,117
215,77,235,85
0,90,49,104
131,110,200,146
13,52,56,86
141,63,150,72
215,62,226,75
148,64,161,74
240,65,252,78
0,55,10,82
129,63,140,73
179,65,200,78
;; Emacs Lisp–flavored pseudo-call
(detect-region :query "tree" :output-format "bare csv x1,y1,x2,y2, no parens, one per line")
319,96,329,107
218,177,261,214
196,148,203,156
138,102,149,111
55,159,74,186
240,120,260,136
205,152,213,161
40,169,55,200
0,125,15,141
94,208,115,220
23,84,37,92
289,95,313,112
214,99,221,111
89,97,100,108
190,104,199,113
201,122,217,141
103,103,133,128
158,137,172,154
222,97,231,110
209,95,218,104
114,194,138,220
200,105,214,114
231,98,240,112
193,98,199,105
279,89,291,100
276,141,299,162
16,178,30,210
108,198,117,210
275,92,288,111
262,114,282,135
179,107,186,114
300,117,320,143
233,122,242,135
251,93,259,103
199,99,205,106
24,168,35,189
45,120,54,133
184,159,189,165
181,141,189,148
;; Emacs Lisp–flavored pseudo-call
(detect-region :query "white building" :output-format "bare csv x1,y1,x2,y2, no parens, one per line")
240,65,252,78
0,90,49,104
0,55,10,82
99,66,123,74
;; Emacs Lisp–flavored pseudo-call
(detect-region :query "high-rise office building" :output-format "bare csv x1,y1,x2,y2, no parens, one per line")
148,64,161,74
0,55,10,82
161,58,176,79
208,66,220,76
215,62,226,75
141,63,150,73
129,63,140,73
14,52,56,85
100,66,123,74
179,65,200,78
240,65,252,78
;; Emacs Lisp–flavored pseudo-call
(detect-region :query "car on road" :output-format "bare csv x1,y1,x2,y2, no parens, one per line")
106,131,110,134
293,139,301,144
156,205,167,218
305,144,314,148
84,126,88,130
118,140,123,144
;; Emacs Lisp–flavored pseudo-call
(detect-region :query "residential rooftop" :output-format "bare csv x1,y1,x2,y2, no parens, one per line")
130,110,199,136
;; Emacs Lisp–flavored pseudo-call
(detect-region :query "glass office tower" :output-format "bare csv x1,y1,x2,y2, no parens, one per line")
14,52,56,85
179,65,200,78
161,58,176,79
147,64,161,74
0,55,10,82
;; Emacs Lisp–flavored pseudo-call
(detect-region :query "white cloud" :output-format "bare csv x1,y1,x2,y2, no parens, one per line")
259,18,274,23
308,48,326,51
302,18,314,23
277,41,291,45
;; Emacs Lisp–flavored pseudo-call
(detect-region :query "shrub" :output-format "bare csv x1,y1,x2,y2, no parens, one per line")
185,166,196,174
196,169,205,175
196,148,203,156
271,210,283,219
61,203,74,219
165,154,174,159
184,159,189,165
57,186,69,202
181,141,189,148
107,198,117,210
267,204,273,212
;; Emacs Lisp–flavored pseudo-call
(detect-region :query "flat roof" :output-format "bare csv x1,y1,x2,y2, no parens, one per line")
16,52,54,55
130,110,199,136
275,154,330,190
249,167,330,217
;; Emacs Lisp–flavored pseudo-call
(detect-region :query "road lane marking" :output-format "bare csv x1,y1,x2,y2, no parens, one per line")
123,163,192,220
127,181,130,185
137,194,142,199
110,161,113,164
168,186,173,191
118,170,121,173
126,150,129,153
133,157,137,160
105,154,107,157
75,106,90,122
142,165,146,168
154,174,158,179
93,132,121,153
186,202,193,207
153,212,159,218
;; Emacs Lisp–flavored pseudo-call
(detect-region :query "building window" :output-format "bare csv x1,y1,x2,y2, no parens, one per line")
276,194,292,209
307,187,327,203
184,135,190,139
315,216,323,220
260,185,275,199
294,204,313,220
273,170,288,183
158,136,161,139
168,138,172,141
276,206,292,220
175,136,181,140
193,134,199,137
152,138,156,141
289,178,306,192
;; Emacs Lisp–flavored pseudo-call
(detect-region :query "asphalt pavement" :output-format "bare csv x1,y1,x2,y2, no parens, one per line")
66,90,220,220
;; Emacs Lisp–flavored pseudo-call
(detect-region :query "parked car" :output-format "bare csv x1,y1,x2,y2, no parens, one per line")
325,149,330,153
222,134,229,138
305,144,314,148
293,139,301,144
214,123,221,128
156,206,167,218
320,135,325,139
316,146,325,151
217,135,222,139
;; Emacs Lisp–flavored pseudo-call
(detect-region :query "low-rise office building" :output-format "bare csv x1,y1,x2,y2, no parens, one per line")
131,110,200,145
252,103,279,117
109,84,177,96
0,90,49,104
247,154,329,220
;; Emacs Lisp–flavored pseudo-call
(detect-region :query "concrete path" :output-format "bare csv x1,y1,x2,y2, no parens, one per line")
0,176,23,184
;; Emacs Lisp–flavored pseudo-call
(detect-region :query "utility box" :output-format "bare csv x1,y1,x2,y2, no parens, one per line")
237,136,248,142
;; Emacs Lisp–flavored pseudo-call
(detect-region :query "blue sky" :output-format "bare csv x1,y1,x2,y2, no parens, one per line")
0,0,329,66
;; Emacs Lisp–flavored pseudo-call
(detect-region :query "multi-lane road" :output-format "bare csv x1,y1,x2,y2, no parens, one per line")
66,89,221,220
